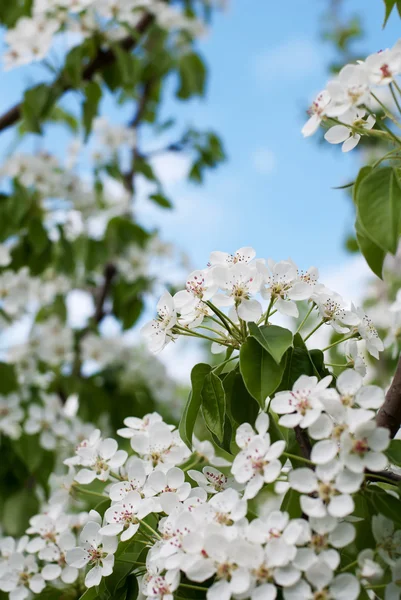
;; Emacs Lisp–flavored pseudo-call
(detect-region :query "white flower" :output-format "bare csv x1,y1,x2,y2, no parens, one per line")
108,457,150,501
0,394,23,439
66,513,118,588
141,292,177,353
144,467,191,513
326,63,370,117
340,420,390,473
261,259,314,318
74,437,128,483
143,568,180,600
372,514,401,566
357,548,383,580
0,553,45,598
188,466,235,494
38,531,79,584
336,369,384,410
313,287,360,333
345,340,367,377
100,491,155,541
236,412,270,449
129,421,190,470
324,108,375,152
0,244,11,267
213,262,263,322
209,247,256,267
289,462,363,518
24,397,70,450
284,572,359,600
365,47,401,85
302,90,331,137
271,375,333,429
354,306,384,359
192,437,230,466
232,431,285,499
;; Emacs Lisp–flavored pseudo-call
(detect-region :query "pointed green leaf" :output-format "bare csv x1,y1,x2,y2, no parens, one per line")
385,439,401,466
356,167,401,255
179,363,211,448
355,220,385,279
201,372,226,441
239,337,285,408
248,323,293,364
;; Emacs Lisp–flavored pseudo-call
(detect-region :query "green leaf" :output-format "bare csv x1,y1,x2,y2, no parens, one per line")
383,0,397,26
201,372,226,441
370,489,401,526
149,193,172,209
386,439,401,466
2,489,39,536
79,589,98,600
177,52,207,99
21,84,58,134
0,363,18,394
83,81,102,140
28,218,49,254
125,575,139,600
179,363,212,448
355,221,385,279
281,488,302,518
240,337,285,408
248,323,293,364
223,368,259,428
356,167,401,255
12,435,44,473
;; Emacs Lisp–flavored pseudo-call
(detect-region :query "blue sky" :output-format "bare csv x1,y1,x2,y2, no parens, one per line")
0,1,400,277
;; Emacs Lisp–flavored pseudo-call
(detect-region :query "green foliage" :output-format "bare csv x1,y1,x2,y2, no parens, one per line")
223,367,259,429
354,167,401,275
382,0,401,26
201,371,226,442
21,84,59,134
176,52,207,99
179,363,212,448
386,439,401,466
240,337,285,407
248,323,293,364
3,488,40,536
83,81,102,140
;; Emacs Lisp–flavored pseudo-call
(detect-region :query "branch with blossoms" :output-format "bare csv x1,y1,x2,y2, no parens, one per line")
2,244,401,599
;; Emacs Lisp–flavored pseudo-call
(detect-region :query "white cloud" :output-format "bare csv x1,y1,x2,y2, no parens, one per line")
251,147,276,175
252,39,320,83
150,152,191,185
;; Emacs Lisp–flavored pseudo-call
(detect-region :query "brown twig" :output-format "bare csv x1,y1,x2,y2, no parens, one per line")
376,355,401,438
94,263,117,323
295,426,312,459
0,13,154,134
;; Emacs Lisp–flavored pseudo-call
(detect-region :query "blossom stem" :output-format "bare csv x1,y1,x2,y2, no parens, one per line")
205,301,242,336
390,83,401,116
175,326,235,348
339,559,359,573
371,147,401,169
212,355,238,373
182,456,202,472
264,298,275,325
110,471,124,481
282,452,314,465
325,363,348,368
364,472,399,485
369,93,401,141
198,325,227,336
303,320,325,342
321,333,357,352
73,486,107,500
296,304,315,333
208,315,241,341
179,583,209,592
138,518,161,540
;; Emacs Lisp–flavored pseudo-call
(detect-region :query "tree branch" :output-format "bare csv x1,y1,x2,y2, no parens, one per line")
376,354,401,438
295,426,312,459
0,13,154,134
94,263,117,323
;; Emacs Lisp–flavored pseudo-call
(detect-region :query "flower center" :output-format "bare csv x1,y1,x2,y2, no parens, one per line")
352,438,369,456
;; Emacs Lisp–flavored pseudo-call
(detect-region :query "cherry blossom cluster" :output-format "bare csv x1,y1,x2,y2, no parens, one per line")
3,0,205,70
302,39,401,151
1,393,400,600
0,267,69,321
142,246,384,358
